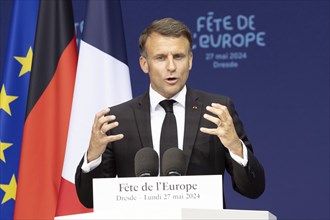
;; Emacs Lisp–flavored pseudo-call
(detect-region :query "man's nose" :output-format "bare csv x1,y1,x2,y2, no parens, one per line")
167,57,176,72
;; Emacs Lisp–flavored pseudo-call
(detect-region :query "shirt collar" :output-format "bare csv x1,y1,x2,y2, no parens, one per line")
149,85,186,111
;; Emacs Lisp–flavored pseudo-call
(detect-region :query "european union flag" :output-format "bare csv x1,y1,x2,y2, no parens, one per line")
0,1,39,219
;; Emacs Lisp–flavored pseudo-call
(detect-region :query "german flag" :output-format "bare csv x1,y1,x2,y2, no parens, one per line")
14,0,77,219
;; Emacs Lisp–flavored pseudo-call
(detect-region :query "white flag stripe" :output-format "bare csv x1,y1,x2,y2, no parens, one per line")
62,40,132,183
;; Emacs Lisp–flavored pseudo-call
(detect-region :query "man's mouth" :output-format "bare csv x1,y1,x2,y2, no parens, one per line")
166,77,178,84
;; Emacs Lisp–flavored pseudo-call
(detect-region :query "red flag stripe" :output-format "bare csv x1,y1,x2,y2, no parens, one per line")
56,177,93,216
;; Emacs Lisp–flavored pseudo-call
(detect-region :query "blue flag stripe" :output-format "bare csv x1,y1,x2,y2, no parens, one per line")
82,0,128,65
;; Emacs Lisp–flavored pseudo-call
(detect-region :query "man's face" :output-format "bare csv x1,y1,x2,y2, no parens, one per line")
139,33,193,99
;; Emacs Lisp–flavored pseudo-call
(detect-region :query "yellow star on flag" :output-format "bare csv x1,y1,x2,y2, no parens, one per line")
0,142,13,163
0,175,17,204
0,84,18,116
14,46,33,77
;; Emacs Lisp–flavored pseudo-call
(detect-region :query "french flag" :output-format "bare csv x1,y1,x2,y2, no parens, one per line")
56,0,132,216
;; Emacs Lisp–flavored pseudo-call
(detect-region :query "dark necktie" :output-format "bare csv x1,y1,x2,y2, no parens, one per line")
159,99,178,173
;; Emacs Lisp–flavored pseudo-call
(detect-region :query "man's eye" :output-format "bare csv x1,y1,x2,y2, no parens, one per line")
174,55,185,60
155,56,165,61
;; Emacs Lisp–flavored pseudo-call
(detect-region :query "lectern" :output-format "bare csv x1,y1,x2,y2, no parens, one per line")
56,175,276,219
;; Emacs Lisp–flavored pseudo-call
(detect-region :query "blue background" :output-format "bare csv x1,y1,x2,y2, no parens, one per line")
1,0,329,219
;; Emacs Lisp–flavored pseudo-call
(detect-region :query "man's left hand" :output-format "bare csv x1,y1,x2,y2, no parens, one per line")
200,103,243,157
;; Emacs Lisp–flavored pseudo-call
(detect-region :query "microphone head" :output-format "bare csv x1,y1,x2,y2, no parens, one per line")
162,148,186,176
135,148,159,177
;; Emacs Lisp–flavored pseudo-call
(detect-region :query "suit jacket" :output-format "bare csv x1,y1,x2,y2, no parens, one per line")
75,87,265,208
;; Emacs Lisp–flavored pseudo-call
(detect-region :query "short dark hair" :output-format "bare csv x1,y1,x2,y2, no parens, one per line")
139,18,192,57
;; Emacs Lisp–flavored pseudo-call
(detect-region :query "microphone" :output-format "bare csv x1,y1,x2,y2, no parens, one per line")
162,148,186,176
134,148,159,177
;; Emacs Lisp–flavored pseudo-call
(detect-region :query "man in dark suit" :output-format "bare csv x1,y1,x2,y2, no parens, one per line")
75,18,265,208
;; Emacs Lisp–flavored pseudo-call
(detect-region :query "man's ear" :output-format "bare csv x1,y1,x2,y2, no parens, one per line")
139,56,149,73
189,52,193,70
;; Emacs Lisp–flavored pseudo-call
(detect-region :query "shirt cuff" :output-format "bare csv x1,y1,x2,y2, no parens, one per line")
81,152,102,173
229,140,248,167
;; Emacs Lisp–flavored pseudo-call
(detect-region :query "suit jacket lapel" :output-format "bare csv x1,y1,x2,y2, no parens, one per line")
133,92,154,149
132,88,204,172
183,88,203,173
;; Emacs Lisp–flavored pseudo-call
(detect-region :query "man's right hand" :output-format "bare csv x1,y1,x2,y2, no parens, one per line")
87,108,124,162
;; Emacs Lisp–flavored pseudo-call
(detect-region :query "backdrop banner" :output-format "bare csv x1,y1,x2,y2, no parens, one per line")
0,1,328,220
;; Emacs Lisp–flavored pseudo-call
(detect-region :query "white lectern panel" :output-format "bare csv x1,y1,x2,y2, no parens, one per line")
93,175,223,212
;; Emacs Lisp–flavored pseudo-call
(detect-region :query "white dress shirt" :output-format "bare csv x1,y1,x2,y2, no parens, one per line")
149,85,186,155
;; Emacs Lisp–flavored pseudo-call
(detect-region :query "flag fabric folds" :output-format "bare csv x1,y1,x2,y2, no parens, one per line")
56,0,132,216
13,0,78,219
0,1,39,219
